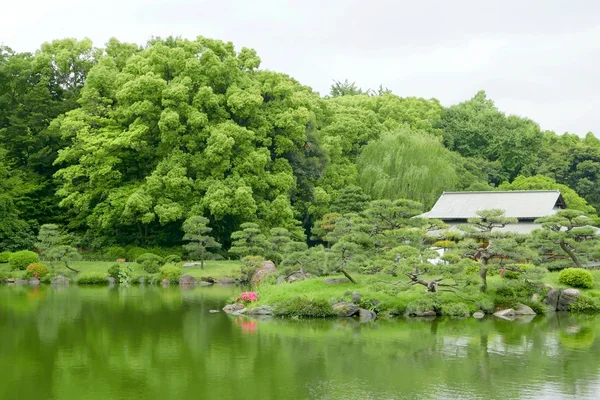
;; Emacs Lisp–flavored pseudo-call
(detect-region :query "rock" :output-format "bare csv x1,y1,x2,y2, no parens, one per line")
161,279,170,287
544,284,554,290
29,278,40,286
493,309,515,319
15,279,28,285
138,276,146,284
198,281,213,286
333,302,360,317
351,291,361,304
179,275,197,285
275,276,286,285
231,308,247,316
218,277,235,285
358,308,376,322
183,262,203,268
557,288,580,311
107,277,116,285
514,304,537,315
7,278,15,283
544,289,561,311
473,311,485,319
223,303,245,314
531,294,539,302
251,261,277,284
51,276,69,286
413,311,437,317
287,272,307,283
209,310,220,313
323,278,348,285
200,276,216,284
247,305,274,315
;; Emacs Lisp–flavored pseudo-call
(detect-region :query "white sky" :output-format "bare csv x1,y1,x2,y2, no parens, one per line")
3,0,599,135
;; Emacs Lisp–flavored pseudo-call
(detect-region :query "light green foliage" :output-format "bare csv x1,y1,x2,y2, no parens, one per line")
182,216,221,268
0,251,12,263
465,209,518,233
239,255,265,283
159,264,182,282
76,272,109,285
569,294,600,313
36,224,64,259
274,297,336,318
8,250,40,271
267,227,307,265
45,245,81,267
229,223,269,259
558,268,594,289
357,131,462,208
440,302,470,317
499,175,595,215
330,185,370,215
108,264,121,280
164,254,181,264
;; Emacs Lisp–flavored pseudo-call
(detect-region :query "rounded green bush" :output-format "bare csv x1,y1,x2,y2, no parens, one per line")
104,246,127,261
0,251,12,263
164,254,181,264
25,262,49,278
558,268,593,289
137,253,164,273
274,297,336,318
159,264,182,282
503,263,536,280
108,264,121,280
9,250,40,271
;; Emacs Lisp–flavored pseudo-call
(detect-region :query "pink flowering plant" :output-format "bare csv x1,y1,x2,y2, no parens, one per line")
235,291,258,303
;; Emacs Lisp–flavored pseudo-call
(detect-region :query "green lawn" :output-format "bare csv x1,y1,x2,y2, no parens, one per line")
0,260,242,281
542,269,600,293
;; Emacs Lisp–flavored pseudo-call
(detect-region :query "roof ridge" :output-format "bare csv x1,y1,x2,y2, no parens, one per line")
441,190,560,194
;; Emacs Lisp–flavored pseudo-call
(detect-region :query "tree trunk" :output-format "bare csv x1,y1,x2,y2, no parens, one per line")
559,241,584,269
64,260,80,273
479,256,489,292
200,251,204,270
339,268,356,284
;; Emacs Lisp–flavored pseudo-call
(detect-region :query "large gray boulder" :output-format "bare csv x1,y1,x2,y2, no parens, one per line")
358,308,376,322
557,288,580,311
323,278,348,285
333,302,360,317
493,309,515,319
287,272,307,283
544,289,561,311
251,261,277,284
183,262,203,268
179,275,197,285
51,276,69,286
247,305,274,316
514,304,537,315
351,291,361,304
223,303,245,314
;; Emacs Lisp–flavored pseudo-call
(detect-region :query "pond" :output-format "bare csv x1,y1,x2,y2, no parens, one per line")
1,285,599,400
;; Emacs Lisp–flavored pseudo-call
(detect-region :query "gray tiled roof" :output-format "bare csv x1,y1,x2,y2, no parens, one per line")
424,190,566,220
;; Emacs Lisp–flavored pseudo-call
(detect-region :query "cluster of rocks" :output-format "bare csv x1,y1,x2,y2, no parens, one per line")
543,286,580,311
331,290,377,322
222,304,275,316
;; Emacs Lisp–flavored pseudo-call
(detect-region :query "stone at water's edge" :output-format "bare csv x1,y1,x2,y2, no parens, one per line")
472,311,485,319
557,288,580,311
493,309,515,319
351,291,361,304
358,308,376,322
251,261,277,284
413,311,437,317
51,276,69,286
107,277,116,285
333,302,360,317
223,303,245,314
514,304,537,315
544,289,561,311
323,278,348,285
198,281,213,286
218,277,235,285
15,279,28,285
247,305,274,316
29,278,40,286
179,275,197,285
209,310,220,313
161,279,170,287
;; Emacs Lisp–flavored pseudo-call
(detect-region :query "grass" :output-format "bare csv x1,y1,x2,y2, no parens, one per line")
0,259,242,282
543,270,600,292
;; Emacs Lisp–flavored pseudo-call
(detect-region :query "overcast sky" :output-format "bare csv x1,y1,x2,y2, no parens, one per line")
3,0,599,135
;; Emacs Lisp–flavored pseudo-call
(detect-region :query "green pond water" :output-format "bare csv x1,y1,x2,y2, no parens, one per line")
1,285,600,400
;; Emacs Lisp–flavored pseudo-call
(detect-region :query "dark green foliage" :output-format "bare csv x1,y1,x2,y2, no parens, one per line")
440,302,470,317
105,246,127,261
182,216,221,268
229,223,269,259
274,297,336,318
558,268,594,289
405,297,437,316
568,294,600,313
164,254,181,264
108,264,122,280
137,253,164,273
239,256,264,283
8,250,40,271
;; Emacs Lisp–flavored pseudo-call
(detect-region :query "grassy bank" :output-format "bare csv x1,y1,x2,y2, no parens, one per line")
0,260,241,283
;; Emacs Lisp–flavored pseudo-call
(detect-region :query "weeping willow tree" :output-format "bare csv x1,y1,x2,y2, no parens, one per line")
356,130,460,208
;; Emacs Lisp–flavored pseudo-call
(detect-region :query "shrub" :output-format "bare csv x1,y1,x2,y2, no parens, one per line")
126,246,148,262
239,256,264,283
235,292,258,303
494,281,533,299
105,246,127,261
77,273,109,285
440,302,470,317
108,264,121,280
164,254,181,264
569,294,600,313
558,268,593,289
25,263,49,278
9,250,40,271
405,297,437,316
137,253,164,273
441,253,462,264
274,297,336,318
0,251,12,263
159,264,182,282
503,263,536,280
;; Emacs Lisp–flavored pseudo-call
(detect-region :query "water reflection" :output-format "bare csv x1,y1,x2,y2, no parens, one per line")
1,285,600,399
